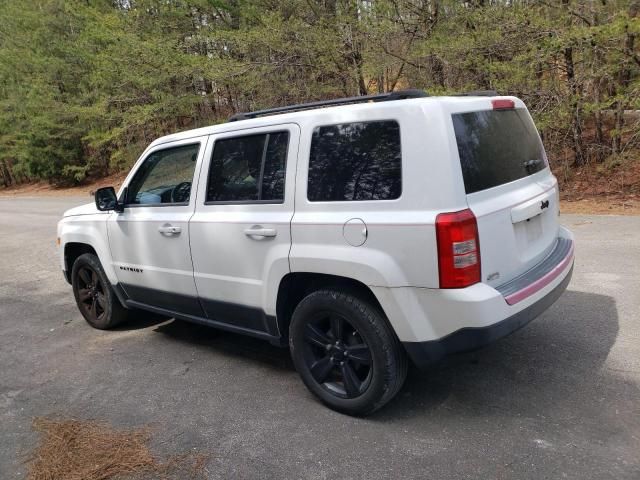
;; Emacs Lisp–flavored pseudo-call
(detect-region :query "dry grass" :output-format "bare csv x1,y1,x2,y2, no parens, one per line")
554,152,640,216
561,196,640,215
26,417,207,480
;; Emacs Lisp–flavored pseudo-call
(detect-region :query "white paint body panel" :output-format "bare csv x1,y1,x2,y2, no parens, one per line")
57,209,117,283
371,226,573,342
289,101,464,289
189,124,300,316
106,136,208,298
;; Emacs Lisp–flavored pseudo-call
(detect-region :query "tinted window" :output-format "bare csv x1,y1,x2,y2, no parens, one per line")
261,132,288,201
307,121,401,202
452,109,547,194
127,144,199,205
206,132,289,203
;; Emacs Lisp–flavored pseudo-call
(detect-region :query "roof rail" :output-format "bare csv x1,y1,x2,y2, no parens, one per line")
228,88,428,122
455,90,499,97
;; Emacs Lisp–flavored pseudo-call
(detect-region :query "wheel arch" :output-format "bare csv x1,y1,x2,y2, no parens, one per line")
64,242,97,283
275,272,386,340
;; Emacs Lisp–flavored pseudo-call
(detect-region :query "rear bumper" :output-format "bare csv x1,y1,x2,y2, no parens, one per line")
402,264,573,368
496,237,574,305
371,226,574,368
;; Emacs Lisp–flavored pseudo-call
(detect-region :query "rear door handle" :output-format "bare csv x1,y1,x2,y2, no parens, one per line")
244,227,277,238
158,225,181,235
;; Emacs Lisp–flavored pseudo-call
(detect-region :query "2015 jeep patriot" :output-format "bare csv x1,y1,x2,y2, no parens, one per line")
58,90,574,415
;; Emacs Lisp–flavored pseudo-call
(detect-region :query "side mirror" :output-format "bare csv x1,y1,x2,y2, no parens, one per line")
95,186,123,212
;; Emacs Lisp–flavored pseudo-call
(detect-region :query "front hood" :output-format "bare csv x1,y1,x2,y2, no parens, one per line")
63,202,105,217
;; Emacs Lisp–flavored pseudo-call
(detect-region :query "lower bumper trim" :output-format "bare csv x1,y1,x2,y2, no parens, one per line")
403,263,573,369
498,237,574,305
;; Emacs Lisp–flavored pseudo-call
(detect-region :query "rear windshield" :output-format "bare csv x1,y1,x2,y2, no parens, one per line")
452,109,547,194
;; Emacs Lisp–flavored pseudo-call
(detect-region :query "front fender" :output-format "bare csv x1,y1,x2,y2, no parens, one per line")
58,214,117,284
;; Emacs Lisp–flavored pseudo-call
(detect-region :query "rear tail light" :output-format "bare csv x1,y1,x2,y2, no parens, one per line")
436,209,481,288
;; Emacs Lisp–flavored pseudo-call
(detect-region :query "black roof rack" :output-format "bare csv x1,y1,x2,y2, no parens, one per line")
228,88,428,122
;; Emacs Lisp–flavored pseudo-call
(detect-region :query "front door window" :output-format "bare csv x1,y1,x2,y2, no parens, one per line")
126,143,200,205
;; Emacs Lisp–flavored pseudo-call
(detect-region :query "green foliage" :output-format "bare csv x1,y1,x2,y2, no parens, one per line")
0,0,638,186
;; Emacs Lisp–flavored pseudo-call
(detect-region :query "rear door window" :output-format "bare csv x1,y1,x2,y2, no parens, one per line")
307,120,401,202
206,132,289,203
452,109,547,194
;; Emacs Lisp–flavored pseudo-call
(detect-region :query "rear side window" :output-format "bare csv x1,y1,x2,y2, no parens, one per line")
307,121,401,202
206,132,289,203
452,109,547,194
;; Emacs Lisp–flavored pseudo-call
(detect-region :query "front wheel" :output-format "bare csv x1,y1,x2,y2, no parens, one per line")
289,290,407,416
71,253,129,329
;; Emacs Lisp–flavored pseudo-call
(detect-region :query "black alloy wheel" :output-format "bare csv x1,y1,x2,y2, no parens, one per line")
303,312,372,398
290,290,408,416
75,265,107,324
71,253,129,329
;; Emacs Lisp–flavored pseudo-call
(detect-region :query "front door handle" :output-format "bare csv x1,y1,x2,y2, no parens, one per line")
158,225,181,235
244,227,277,238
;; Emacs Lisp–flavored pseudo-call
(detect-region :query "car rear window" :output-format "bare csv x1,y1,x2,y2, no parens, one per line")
452,109,547,194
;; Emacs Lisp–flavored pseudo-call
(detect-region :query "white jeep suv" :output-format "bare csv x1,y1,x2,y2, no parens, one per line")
57,90,574,415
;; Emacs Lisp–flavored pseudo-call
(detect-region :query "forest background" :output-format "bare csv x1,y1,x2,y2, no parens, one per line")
1,0,638,204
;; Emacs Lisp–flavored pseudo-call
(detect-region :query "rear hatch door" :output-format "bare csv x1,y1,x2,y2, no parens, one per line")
451,100,560,288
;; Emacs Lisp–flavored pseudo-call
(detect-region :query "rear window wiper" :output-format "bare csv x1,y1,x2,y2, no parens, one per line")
523,159,543,174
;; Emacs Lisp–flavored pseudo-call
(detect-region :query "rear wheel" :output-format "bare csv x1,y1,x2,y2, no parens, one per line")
289,290,407,416
71,253,129,329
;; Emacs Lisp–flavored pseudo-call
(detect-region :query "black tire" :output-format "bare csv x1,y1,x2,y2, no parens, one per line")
289,289,408,416
71,253,130,330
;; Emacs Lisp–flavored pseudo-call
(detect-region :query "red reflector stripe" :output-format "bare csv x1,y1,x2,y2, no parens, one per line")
504,242,574,305
492,99,515,110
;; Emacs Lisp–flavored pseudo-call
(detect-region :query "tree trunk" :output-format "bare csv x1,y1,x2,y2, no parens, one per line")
0,160,11,188
612,4,637,154
594,80,605,162
354,50,367,95
563,46,585,165
228,0,240,30
612,102,624,154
